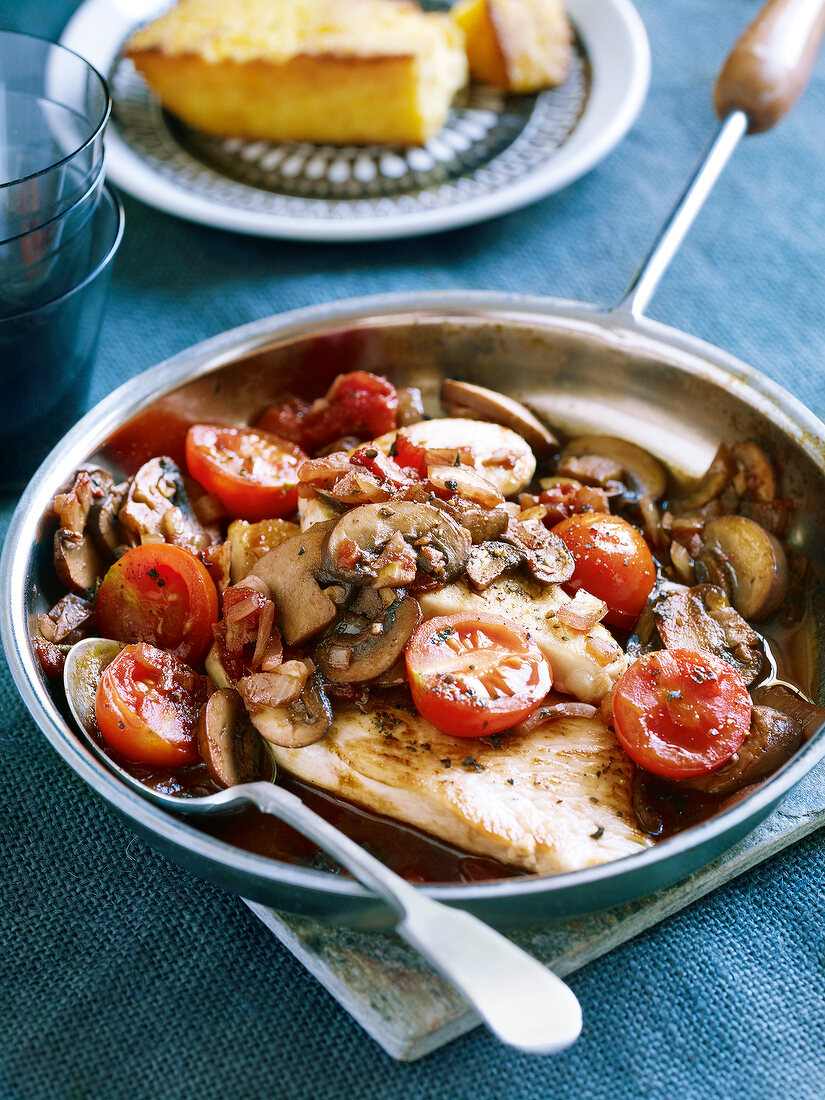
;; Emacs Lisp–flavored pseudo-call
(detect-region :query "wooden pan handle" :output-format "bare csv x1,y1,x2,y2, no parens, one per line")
714,0,825,132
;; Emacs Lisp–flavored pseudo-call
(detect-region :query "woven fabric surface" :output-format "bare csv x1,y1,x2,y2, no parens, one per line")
2,1,825,1097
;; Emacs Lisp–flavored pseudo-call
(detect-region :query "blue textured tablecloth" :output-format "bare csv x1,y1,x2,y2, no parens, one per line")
2,2,825,1097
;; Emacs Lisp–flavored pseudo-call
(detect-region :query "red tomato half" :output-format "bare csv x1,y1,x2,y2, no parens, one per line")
406,613,551,738
96,543,219,665
612,649,751,780
95,643,206,766
185,424,307,521
551,512,656,628
256,372,398,452
326,371,398,439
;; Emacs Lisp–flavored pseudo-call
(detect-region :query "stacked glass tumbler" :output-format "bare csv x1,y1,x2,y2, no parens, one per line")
1,30,124,490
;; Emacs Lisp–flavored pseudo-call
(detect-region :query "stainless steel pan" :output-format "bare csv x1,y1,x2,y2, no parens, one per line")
4,0,825,930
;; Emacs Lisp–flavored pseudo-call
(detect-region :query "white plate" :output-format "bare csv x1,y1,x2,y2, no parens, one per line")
61,0,650,242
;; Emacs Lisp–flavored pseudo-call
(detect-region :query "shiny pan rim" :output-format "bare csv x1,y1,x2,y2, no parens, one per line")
4,289,825,912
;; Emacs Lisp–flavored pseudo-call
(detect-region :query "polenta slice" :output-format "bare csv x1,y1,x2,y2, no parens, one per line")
452,0,572,92
125,0,468,145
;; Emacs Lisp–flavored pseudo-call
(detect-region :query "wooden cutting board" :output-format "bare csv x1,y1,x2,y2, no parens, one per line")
245,760,825,1061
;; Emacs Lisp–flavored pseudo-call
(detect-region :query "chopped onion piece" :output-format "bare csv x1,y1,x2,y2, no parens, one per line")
514,700,599,736
556,590,608,632
238,661,310,709
250,600,276,670
427,464,504,508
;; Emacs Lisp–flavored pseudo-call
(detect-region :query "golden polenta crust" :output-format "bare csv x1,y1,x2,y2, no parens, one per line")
452,0,572,93
125,0,468,145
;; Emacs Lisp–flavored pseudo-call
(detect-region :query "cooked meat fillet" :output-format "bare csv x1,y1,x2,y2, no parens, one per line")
418,576,626,703
268,702,651,874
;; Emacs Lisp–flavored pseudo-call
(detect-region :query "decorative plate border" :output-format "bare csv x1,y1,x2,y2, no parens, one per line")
61,0,650,240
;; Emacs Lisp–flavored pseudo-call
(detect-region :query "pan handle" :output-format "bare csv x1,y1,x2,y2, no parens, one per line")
715,0,825,134
611,0,825,319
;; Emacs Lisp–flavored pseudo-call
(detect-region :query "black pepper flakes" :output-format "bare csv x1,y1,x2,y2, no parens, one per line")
462,756,485,772
590,825,605,840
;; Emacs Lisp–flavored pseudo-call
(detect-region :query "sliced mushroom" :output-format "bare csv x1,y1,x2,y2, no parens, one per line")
37,593,94,645
555,454,624,490
440,378,558,455
671,445,736,513
252,520,338,646
465,541,524,591
53,465,115,534
197,688,267,787
54,528,103,594
88,479,131,558
751,684,825,743
501,516,574,585
560,436,666,501
119,457,212,550
323,502,471,587
654,584,765,685
238,671,332,748
695,515,789,621
679,705,802,797
425,493,510,545
732,441,776,502
316,594,421,683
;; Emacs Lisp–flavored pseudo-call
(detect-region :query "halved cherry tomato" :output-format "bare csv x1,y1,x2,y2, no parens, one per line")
96,543,219,665
405,612,551,738
326,371,398,439
612,648,751,780
185,424,307,521
95,643,207,766
256,372,398,452
551,512,656,628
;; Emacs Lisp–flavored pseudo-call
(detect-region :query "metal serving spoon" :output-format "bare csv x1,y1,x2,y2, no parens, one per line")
64,637,582,1056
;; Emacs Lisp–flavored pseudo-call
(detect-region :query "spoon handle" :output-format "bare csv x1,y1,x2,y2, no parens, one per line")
244,781,582,1055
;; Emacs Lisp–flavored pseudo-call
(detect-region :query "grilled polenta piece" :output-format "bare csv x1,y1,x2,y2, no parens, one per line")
452,0,572,92
125,0,468,145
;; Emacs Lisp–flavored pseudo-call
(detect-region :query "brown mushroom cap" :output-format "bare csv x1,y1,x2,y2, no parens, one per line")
252,520,338,646
731,441,776,502
88,480,131,558
440,379,558,456
323,501,471,587
696,515,789,621
679,704,802,797
654,584,765,685
197,688,267,788
315,594,421,683
119,456,212,549
54,528,104,594
671,444,736,513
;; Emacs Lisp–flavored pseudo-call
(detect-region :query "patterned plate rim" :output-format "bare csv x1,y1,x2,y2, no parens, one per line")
60,0,650,241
